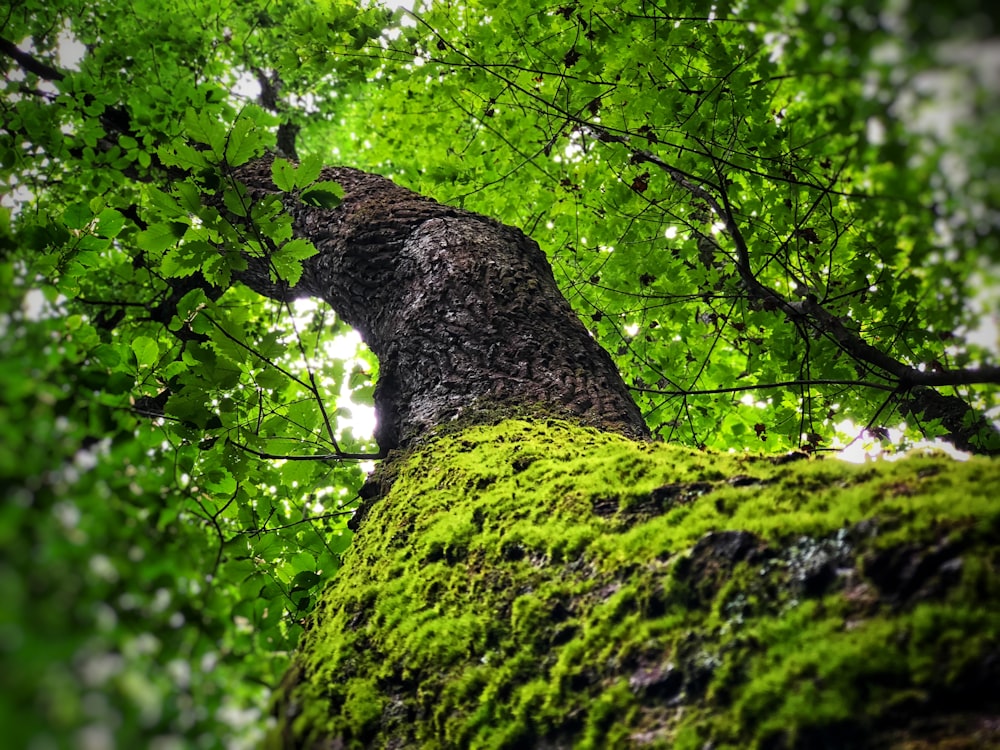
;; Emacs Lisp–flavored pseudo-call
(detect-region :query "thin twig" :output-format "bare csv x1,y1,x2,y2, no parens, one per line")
229,438,383,462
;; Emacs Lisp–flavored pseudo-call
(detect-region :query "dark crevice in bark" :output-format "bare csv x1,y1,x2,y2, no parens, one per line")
225,154,650,451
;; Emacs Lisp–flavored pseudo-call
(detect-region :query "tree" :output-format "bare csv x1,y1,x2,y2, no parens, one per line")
1,0,998,748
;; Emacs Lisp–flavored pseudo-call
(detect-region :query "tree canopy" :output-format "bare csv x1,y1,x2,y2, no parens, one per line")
1,0,998,746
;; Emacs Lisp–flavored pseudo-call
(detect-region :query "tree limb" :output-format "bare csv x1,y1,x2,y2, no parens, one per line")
589,125,1000,454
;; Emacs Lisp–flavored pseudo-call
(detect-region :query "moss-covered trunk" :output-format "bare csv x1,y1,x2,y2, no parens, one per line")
269,418,1000,749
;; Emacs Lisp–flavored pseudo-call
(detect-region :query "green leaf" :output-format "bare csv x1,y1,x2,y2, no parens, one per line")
165,391,211,427
297,153,324,186
95,208,126,238
270,237,318,286
157,141,207,169
289,551,316,572
175,181,203,213
225,116,265,167
104,371,134,394
299,182,344,209
62,202,92,230
146,185,184,217
290,570,320,591
255,367,286,390
91,343,122,368
161,240,216,278
176,288,209,319
328,531,353,556
184,108,226,154
222,186,250,217
271,157,297,192
137,222,187,253
348,366,370,389
131,336,159,367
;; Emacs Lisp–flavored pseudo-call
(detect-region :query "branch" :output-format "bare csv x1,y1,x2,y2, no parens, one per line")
255,67,299,160
0,35,65,80
0,35,134,136
243,511,356,535
589,125,1000,453
630,378,899,397
228,438,384,462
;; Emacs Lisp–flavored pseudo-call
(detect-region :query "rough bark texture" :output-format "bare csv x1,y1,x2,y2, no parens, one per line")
225,155,648,450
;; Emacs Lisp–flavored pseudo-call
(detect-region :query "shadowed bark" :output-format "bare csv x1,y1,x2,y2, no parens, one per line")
224,155,650,450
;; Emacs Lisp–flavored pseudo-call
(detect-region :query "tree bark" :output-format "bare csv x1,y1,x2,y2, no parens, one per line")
225,155,648,451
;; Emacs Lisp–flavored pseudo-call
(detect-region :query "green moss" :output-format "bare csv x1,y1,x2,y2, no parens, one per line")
272,419,1000,749
343,679,383,734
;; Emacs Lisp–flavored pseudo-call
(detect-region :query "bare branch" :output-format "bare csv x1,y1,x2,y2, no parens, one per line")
0,35,65,80
630,378,899,397
228,438,383,462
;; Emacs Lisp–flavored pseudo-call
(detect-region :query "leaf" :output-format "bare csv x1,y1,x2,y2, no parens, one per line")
157,141,208,169
131,336,159,367
222,186,250,217
225,116,265,167
271,157,297,192
137,222,187,253
255,367,286,390
201,249,247,287
270,237,318,286
184,108,226,154
297,153,324,186
62,202,92,230
203,254,231,287
328,531,353,556
277,237,318,262
91,343,122,368
290,571,320,592
175,181,203,213
175,287,209,318
95,209,126,238
165,391,209,427
161,240,216,278
146,185,185,216
289,551,316,572
348,366,370,389
299,182,344,209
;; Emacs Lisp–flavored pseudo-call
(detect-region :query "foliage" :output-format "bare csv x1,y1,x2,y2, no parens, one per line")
1,1,378,744
1,0,998,746
333,0,1000,453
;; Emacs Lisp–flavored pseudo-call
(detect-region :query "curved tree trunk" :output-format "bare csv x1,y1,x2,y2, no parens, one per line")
226,155,648,451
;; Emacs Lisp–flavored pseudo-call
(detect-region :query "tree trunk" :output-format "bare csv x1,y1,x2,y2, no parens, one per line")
225,155,648,451
267,419,1000,750
220,157,1000,749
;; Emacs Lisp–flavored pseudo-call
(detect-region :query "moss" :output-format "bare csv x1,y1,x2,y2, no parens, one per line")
271,419,1000,749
